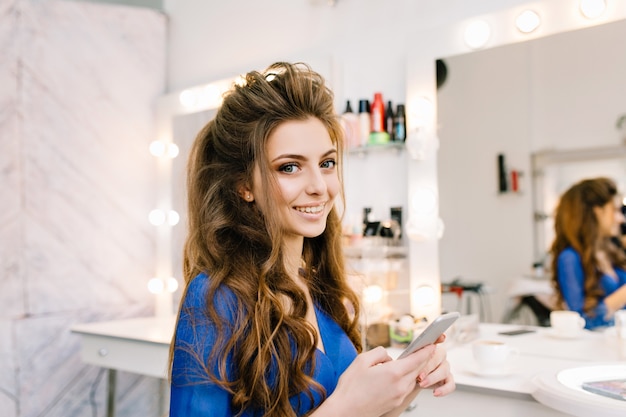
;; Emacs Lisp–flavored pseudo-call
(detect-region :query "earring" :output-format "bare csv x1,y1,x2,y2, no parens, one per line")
246,193,252,201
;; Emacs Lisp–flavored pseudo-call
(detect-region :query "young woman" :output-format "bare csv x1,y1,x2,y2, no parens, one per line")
550,177,626,330
168,62,455,416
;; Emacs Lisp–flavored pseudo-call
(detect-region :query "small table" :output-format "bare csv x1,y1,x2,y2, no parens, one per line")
71,316,176,417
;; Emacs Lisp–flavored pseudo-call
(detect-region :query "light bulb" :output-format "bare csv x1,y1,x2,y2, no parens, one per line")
414,285,436,307
149,140,165,157
410,186,437,216
436,217,445,239
167,143,180,158
149,209,166,226
166,277,179,293
464,19,491,49
405,129,439,161
167,210,180,226
363,285,384,304
580,0,606,19
148,277,164,294
516,10,540,34
179,89,198,109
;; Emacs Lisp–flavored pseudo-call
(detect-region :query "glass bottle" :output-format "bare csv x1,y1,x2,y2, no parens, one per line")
385,101,395,141
394,104,407,142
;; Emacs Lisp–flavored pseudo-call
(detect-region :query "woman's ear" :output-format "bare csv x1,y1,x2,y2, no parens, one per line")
592,205,603,221
238,186,254,202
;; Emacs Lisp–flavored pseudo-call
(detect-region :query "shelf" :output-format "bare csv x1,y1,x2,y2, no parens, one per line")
343,245,408,259
347,142,405,156
532,144,626,173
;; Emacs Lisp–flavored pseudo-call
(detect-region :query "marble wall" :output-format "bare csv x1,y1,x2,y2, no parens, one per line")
0,0,166,416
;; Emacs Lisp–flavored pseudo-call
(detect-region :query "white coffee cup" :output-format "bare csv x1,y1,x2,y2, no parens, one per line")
472,340,517,370
550,310,585,337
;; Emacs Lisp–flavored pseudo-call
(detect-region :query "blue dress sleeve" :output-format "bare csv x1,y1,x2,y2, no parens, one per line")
557,248,610,329
169,274,238,417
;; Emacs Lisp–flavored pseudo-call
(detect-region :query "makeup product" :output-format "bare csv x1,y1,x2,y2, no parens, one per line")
498,153,508,192
358,99,371,147
385,101,395,141
394,104,406,142
341,100,360,149
370,92,385,133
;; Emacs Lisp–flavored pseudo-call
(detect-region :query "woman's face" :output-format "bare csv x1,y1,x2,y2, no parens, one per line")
252,117,340,243
594,198,625,237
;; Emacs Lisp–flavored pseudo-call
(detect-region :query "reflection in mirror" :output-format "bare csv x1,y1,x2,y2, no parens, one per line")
436,19,626,322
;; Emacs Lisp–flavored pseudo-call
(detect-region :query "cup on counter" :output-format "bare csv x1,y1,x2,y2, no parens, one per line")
471,340,518,371
550,310,585,337
615,310,626,358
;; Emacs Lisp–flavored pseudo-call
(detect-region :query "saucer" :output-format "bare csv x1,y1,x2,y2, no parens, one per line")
467,364,515,378
545,329,584,339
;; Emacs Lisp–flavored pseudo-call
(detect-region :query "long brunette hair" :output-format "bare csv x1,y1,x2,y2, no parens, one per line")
169,62,362,416
550,177,626,315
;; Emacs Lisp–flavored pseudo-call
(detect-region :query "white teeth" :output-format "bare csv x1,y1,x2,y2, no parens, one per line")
296,204,324,214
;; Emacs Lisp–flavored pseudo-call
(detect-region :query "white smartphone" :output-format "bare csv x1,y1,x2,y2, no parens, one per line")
397,312,460,359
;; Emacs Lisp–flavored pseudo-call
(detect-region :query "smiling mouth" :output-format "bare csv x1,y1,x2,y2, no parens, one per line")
295,204,325,214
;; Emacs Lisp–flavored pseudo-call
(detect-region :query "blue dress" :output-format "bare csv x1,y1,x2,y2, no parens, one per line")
556,247,626,329
169,273,358,416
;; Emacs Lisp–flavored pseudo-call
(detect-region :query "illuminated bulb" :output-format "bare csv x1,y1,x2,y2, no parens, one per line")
464,19,491,49
179,89,198,108
409,96,434,128
405,218,435,242
580,0,606,19
167,210,180,226
166,277,179,293
148,277,164,294
149,209,166,226
167,143,180,158
516,10,540,34
436,217,445,239
363,285,384,304
410,186,437,216
405,129,439,161
414,285,436,307
149,140,166,157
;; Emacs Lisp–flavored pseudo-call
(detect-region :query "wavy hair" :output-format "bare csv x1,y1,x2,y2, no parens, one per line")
169,62,362,416
550,177,626,315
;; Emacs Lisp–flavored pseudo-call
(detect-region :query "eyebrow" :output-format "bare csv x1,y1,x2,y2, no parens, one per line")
271,148,337,163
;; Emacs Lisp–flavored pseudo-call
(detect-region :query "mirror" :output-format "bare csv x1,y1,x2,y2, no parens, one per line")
436,18,626,322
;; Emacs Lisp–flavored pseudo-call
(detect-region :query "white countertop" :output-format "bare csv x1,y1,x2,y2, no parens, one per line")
71,317,626,416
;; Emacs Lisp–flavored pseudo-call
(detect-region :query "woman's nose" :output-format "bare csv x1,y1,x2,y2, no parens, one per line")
306,168,327,195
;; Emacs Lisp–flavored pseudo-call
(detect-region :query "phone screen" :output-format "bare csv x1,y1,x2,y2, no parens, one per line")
397,312,460,359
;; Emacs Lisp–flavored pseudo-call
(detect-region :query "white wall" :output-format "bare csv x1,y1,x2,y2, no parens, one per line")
163,0,529,105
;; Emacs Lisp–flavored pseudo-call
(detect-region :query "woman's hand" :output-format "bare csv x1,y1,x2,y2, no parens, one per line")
313,336,455,417
412,336,455,396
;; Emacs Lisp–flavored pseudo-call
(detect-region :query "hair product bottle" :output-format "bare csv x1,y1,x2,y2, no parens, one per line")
370,92,385,133
385,101,395,141
341,100,360,149
394,104,406,142
369,93,390,145
358,99,371,147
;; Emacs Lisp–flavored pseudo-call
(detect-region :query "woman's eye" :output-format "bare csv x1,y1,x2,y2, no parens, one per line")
279,163,299,174
321,159,336,169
